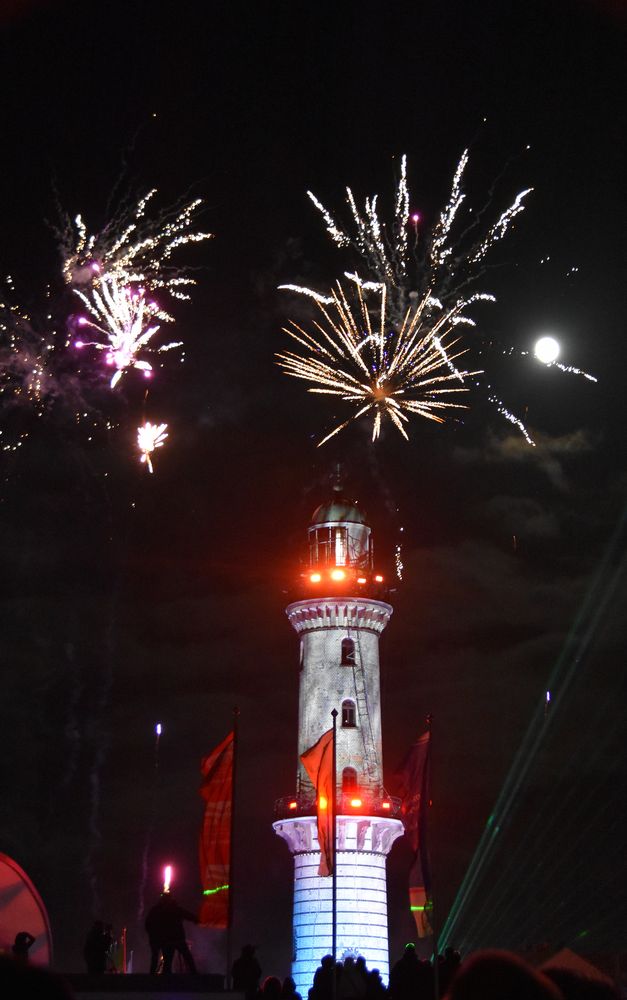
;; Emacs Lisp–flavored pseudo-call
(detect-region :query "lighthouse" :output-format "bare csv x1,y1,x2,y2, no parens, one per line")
273,486,404,994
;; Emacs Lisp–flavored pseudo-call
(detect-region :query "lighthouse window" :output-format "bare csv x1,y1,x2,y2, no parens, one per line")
341,700,356,728
341,638,355,666
311,527,332,565
334,527,347,566
342,767,358,792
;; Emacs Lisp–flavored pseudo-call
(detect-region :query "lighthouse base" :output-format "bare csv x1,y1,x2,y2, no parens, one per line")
273,814,403,996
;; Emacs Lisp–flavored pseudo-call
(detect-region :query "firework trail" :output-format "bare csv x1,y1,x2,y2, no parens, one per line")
280,152,538,440
59,631,82,792
547,362,596,382
59,190,212,320
283,151,532,325
74,277,181,388
137,723,163,922
84,594,116,916
277,281,481,445
526,339,596,382
137,421,168,473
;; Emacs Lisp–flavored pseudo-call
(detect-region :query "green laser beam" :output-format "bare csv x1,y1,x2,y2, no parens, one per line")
440,504,627,949
203,884,229,896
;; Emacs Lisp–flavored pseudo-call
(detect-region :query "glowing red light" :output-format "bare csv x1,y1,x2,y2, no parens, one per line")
288,800,298,810
375,574,384,583
310,573,321,583
350,798,362,808
331,569,345,581
357,577,367,584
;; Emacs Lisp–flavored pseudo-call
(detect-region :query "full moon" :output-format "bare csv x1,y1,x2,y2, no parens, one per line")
534,335,560,365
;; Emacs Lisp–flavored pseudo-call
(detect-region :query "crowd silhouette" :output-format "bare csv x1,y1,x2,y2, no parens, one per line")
0,933,621,999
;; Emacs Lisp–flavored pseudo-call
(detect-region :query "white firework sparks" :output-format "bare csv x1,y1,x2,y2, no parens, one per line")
59,191,212,320
277,282,481,445
547,362,597,382
281,151,532,324
137,420,168,473
74,277,181,388
0,305,53,413
279,152,538,441
395,542,404,582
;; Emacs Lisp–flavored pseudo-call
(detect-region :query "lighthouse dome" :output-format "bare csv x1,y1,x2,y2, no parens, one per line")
308,492,372,571
310,496,368,527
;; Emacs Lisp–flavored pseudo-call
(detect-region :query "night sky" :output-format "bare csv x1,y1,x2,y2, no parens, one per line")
1,0,626,978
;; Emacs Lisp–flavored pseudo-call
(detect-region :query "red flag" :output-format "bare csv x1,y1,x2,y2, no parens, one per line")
300,728,334,876
198,731,233,927
397,728,433,939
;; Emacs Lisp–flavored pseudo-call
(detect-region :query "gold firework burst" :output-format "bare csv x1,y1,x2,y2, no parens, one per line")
277,283,481,445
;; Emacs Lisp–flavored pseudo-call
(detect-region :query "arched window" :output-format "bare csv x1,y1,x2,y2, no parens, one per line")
341,638,355,666
342,767,358,792
341,700,356,728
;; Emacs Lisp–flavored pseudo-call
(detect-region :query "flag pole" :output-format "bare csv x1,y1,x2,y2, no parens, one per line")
426,713,438,1000
331,708,338,991
226,706,240,991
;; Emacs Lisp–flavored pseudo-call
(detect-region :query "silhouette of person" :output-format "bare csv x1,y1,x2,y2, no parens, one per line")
282,975,303,1000
390,943,421,1000
232,944,262,999
311,955,336,1000
444,950,562,1000
0,955,73,998
145,893,198,974
12,932,35,963
83,921,113,974
339,956,366,1000
365,969,386,1000
439,948,462,997
261,976,284,1000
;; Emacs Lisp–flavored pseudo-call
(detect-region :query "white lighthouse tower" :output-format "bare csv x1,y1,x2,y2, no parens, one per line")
273,485,403,994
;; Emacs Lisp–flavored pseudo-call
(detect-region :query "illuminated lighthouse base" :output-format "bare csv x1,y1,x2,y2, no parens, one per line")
273,813,403,995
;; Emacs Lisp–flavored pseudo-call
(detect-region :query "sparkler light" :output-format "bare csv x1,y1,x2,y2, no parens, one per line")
163,865,172,894
74,278,180,387
277,282,480,445
137,421,168,473
59,191,212,319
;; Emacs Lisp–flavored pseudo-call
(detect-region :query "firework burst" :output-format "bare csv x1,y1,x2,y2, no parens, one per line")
282,151,532,324
59,190,212,320
0,282,70,451
277,282,481,445
279,152,543,442
0,304,53,413
74,277,181,388
137,420,168,473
